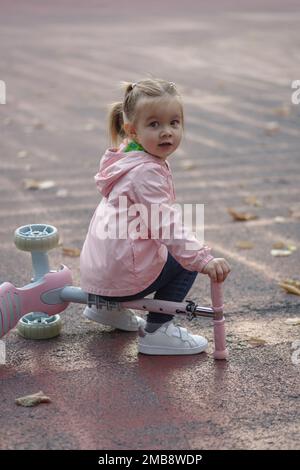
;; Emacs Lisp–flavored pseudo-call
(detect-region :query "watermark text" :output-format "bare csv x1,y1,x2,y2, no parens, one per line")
93,197,205,250
291,80,300,104
0,80,6,104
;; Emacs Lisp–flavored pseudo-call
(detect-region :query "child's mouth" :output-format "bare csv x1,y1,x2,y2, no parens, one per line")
159,142,172,148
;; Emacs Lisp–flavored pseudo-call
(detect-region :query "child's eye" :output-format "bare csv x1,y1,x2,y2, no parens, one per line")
171,120,180,127
149,121,159,128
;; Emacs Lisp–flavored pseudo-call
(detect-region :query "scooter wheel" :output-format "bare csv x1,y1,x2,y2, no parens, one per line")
17,313,62,339
14,224,59,252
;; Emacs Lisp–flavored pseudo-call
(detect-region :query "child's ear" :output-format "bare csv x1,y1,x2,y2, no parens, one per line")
123,123,137,140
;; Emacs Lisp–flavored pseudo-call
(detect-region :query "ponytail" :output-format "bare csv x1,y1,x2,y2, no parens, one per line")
108,101,125,147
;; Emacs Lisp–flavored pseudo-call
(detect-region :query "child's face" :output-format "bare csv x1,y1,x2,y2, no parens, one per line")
130,97,183,160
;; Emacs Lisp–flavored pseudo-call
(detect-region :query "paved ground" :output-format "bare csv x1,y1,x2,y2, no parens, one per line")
0,0,300,450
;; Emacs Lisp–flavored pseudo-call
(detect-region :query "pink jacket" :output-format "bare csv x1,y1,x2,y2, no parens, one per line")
80,145,214,296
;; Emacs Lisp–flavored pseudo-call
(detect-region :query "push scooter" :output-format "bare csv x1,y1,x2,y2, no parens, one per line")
0,224,228,359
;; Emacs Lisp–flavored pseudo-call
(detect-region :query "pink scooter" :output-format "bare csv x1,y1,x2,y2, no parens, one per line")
0,224,228,359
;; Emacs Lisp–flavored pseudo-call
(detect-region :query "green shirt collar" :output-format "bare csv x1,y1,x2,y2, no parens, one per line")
123,140,145,153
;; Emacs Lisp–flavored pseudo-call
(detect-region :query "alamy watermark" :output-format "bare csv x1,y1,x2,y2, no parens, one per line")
291,80,300,105
0,340,6,365
0,80,6,104
93,197,205,250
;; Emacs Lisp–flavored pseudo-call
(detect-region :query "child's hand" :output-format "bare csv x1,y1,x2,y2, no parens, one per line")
202,258,231,283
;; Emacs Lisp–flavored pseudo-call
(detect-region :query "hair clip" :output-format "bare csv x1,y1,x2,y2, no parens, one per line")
169,82,176,88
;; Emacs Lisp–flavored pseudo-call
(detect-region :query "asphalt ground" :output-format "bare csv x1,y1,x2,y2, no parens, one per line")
0,0,300,450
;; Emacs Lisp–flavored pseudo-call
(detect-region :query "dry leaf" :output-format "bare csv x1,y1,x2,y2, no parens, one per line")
244,195,262,207
272,242,297,251
247,337,267,347
282,279,300,288
272,241,285,249
279,279,300,296
23,179,56,190
62,247,81,257
284,318,300,325
180,160,196,170
271,243,296,256
271,249,292,257
23,179,40,189
15,391,51,407
236,240,254,249
264,121,280,135
17,150,29,159
38,180,56,189
227,208,258,222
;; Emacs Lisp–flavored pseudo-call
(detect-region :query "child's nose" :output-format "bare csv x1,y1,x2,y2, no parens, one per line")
161,126,172,136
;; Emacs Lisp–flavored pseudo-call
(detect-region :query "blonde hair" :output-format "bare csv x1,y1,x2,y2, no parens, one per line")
108,78,183,146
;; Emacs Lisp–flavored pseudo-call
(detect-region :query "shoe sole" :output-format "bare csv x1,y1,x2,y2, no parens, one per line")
83,308,141,332
138,341,208,355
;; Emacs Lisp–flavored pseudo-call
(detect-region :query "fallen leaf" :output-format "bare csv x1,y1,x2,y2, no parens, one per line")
180,160,196,170
62,247,81,257
23,179,56,190
17,150,29,159
227,208,258,221
284,318,300,325
272,241,286,249
236,240,254,249
279,279,300,296
274,216,286,223
23,179,40,189
15,391,51,407
38,180,56,189
282,279,300,288
247,337,267,347
271,249,292,257
272,242,297,251
264,121,280,135
244,195,262,207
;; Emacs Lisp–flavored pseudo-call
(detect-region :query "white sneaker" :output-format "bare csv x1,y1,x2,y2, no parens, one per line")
138,322,208,355
83,305,146,332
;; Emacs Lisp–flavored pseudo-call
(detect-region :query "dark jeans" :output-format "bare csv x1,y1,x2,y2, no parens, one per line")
101,252,198,324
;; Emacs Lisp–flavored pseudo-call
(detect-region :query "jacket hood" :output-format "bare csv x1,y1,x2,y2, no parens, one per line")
94,144,167,197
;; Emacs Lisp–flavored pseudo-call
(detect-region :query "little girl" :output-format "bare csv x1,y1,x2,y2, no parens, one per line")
80,78,230,355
